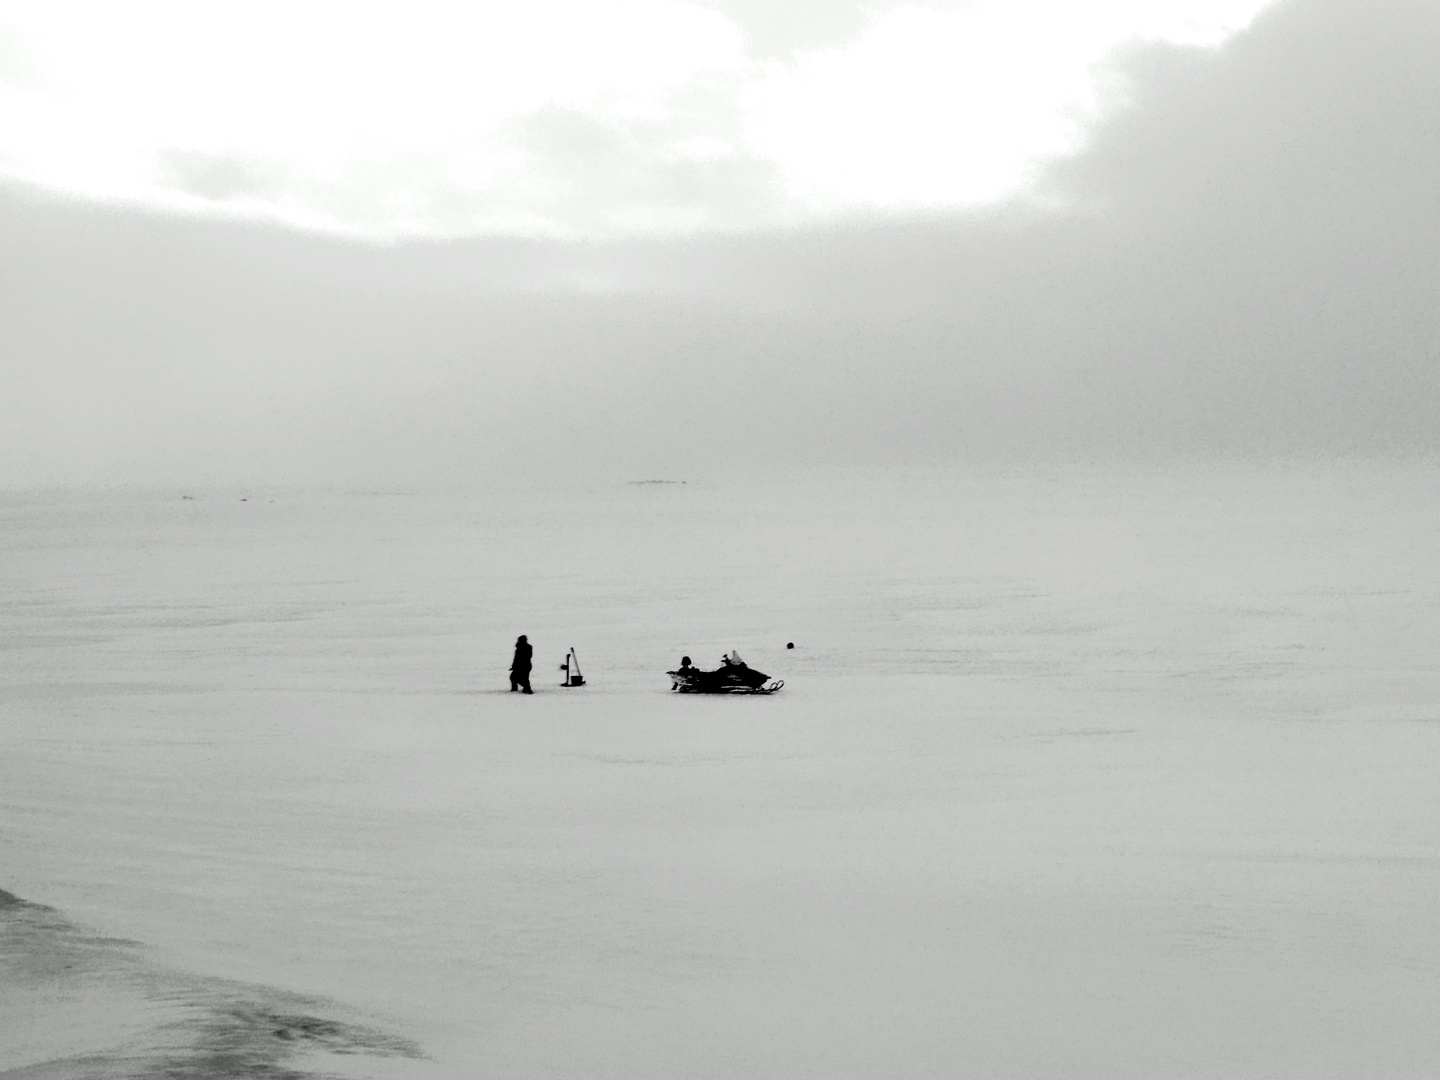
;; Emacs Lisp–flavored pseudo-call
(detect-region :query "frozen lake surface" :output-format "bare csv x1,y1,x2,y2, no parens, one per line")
3,462,1439,1078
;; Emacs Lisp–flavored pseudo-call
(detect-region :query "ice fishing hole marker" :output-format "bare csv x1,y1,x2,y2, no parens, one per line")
560,647,586,687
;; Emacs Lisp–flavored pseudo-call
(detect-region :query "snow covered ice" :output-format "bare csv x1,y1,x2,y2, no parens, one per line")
3,462,1440,1078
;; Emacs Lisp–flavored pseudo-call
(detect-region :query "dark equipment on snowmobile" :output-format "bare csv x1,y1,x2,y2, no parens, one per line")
667,651,783,695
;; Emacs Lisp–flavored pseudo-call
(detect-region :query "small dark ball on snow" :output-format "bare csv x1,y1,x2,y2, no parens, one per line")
786,642,794,649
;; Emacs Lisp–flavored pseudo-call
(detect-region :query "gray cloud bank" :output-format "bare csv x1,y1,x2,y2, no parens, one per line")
2,0,1436,486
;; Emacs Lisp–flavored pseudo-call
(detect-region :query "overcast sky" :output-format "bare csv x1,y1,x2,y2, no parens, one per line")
2,0,1437,485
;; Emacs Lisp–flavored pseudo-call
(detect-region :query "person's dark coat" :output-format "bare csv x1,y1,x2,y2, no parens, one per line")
511,638,533,674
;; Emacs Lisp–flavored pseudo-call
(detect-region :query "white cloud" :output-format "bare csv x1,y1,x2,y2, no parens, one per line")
0,0,1274,237
746,0,1273,213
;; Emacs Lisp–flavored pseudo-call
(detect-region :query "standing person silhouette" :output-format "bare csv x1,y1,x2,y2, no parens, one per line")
510,635,533,694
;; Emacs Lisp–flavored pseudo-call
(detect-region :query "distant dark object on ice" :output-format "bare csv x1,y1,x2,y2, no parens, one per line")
668,651,783,694
787,642,794,649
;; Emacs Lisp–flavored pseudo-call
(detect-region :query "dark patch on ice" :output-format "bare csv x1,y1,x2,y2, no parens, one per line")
0,886,424,1078
1021,728,1138,741
131,998,423,1079
5,1001,424,1080
1169,659,1297,681
0,885,144,983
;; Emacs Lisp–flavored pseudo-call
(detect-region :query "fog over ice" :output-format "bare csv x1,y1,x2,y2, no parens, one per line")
1,0,1436,486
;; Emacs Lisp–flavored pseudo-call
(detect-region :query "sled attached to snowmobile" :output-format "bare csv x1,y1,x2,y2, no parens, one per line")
667,651,784,695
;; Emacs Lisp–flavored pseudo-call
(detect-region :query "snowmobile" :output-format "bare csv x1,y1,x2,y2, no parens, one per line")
667,651,784,695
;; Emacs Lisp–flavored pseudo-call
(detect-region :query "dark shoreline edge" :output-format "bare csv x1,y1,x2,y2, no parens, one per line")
0,886,424,1079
